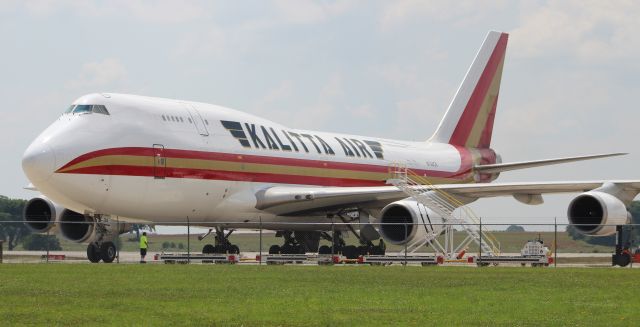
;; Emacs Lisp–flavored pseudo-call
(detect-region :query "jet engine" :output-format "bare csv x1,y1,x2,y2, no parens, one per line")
59,209,95,243
378,200,445,245
23,196,63,233
567,191,631,236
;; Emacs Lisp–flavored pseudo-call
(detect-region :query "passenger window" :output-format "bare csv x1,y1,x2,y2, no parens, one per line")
180,117,184,122
204,120,209,125
162,115,166,121
188,118,192,123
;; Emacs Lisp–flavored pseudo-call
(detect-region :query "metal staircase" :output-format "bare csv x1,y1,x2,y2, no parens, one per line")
387,163,500,258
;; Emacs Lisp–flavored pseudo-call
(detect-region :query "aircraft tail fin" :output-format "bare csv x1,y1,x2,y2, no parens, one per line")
430,31,508,149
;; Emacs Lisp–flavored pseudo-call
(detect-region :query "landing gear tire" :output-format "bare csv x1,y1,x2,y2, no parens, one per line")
614,253,632,267
269,245,281,254
281,243,295,254
342,245,359,259
100,241,117,263
202,244,215,254
318,245,332,255
87,243,101,263
229,245,240,254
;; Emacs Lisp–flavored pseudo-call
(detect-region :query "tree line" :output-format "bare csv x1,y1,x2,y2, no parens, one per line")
0,195,30,250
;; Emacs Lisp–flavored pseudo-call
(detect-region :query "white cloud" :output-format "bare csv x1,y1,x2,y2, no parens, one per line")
347,104,374,119
319,73,343,99
510,1,640,62
22,0,209,23
380,0,507,30
175,26,227,58
65,58,128,90
253,80,295,113
273,0,359,24
251,74,345,129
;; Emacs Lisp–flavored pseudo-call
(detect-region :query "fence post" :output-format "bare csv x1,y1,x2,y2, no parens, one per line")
0,239,3,263
46,229,50,263
331,219,335,256
554,217,557,268
478,218,482,266
259,217,263,266
116,217,120,264
404,222,408,266
187,217,191,264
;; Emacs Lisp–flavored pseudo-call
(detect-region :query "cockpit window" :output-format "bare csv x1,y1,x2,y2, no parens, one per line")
68,104,110,115
64,105,75,113
73,105,93,114
91,105,109,115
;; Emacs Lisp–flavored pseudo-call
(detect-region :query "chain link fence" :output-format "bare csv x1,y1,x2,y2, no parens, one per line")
1,220,638,267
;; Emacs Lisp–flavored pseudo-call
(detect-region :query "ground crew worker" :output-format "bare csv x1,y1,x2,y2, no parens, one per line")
140,232,148,263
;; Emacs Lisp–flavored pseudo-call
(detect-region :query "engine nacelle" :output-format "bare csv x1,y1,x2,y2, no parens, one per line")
23,196,63,233
59,209,95,243
567,191,630,236
378,200,445,245
59,212,132,243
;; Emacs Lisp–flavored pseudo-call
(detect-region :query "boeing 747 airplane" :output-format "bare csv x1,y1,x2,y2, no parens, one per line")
22,31,640,262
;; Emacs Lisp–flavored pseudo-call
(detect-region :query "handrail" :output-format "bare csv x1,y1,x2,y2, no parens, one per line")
388,164,501,255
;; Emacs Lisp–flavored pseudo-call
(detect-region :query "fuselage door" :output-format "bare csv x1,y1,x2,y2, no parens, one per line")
153,144,166,179
184,104,209,136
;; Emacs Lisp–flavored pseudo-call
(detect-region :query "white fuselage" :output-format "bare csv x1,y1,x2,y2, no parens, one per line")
23,93,496,229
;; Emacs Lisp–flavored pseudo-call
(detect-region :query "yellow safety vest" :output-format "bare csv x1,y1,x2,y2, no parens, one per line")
140,235,148,249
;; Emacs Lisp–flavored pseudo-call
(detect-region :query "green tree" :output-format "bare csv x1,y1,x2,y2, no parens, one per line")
0,195,31,250
506,225,525,232
22,234,62,251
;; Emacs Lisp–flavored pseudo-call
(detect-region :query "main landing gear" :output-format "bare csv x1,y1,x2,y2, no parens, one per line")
268,230,386,259
612,225,634,267
269,231,308,255
268,210,386,259
201,227,240,254
86,216,119,263
87,241,117,263
318,230,386,259
329,210,386,259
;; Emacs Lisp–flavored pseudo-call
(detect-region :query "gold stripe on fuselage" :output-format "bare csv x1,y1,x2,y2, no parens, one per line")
58,154,472,184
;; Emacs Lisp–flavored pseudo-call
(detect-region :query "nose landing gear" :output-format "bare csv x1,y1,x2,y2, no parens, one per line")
85,216,124,263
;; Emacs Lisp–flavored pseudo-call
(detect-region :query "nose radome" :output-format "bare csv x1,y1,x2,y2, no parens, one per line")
22,142,55,183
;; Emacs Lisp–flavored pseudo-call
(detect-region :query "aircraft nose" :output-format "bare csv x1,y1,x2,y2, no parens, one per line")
22,142,55,182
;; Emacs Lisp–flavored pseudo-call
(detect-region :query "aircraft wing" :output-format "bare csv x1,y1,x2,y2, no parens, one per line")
255,180,640,215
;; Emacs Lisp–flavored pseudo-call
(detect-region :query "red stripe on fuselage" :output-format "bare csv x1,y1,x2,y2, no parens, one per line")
57,146,477,186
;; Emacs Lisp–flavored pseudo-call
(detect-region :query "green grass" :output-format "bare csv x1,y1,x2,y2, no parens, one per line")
0,265,638,326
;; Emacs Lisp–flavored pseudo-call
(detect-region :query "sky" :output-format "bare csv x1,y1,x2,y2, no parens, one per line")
1,0,639,228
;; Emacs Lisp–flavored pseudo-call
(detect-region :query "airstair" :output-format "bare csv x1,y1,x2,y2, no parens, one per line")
387,163,500,258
